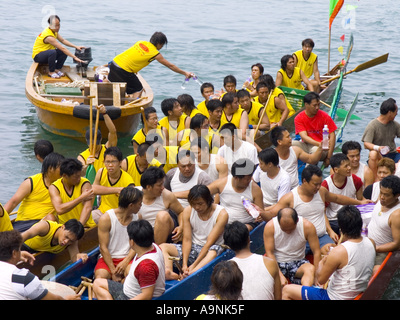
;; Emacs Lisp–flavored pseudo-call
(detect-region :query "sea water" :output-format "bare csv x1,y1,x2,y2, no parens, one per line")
0,0,399,298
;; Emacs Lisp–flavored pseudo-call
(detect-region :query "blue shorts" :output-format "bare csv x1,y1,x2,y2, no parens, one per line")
301,286,330,300
305,234,334,255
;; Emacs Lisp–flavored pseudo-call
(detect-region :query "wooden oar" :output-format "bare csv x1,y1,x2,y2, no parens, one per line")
254,91,272,138
88,96,95,156
85,98,99,185
320,100,360,120
140,107,148,133
321,53,389,85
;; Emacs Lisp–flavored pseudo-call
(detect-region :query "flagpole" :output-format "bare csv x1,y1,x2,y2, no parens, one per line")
328,28,331,73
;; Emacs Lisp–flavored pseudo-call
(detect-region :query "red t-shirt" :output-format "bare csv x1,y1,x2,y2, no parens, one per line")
133,248,160,289
295,110,337,142
321,174,363,207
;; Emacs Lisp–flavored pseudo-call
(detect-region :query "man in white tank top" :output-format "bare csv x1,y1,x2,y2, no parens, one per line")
264,207,321,286
93,220,166,300
191,137,228,182
208,159,265,231
264,165,371,254
160,185,229,280
165,150,213,208
283,205,376,300
94,186,143,281
253,148,291,207
224,221,281,300
138,167,184,244
368,175,400,272
270,126,322,189
341,141,374,188
322,153,364,235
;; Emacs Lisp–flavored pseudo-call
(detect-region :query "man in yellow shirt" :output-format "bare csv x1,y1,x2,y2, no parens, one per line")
196,82,216,117
32,15,85,79
276,55,314,92
109,32,193,99
220,92,249,141
293,38,321,93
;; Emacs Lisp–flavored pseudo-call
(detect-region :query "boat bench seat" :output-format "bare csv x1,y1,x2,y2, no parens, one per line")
83,82,126,107
44,85,82,96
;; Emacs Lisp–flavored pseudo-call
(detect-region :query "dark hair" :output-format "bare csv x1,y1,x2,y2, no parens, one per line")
208,260,243,300
258,74,275,91
127,220,154,247
221,92,237,108
137,142,152,157
149,31,168,47
303,92,320,105
219,123,237,136
177,94,196,112
206,99,223,112
0,230,23,262
85,128,102,145
119,186,143,209
270,126,288,147
200,82,214,94
277,207,299,224
190,136,209,150
48,15,60,24
301,164,322,183
161,98,179,116
145,132,164,145
251,63,264,75
380,98,397,115
258,148,279,166
141,106,157,124
236,89,251,100
330,153,350,170
302,38,315,48
280,54,294,70
64,219,85,240
223,75,237,87
104,146,123,162
41,152,65,175
188,185,214,208
140,166,166,189
34,140,54,160
337,205,362,238
190,113,208,131
60,158,83,176
380,175,400,196
231,158,256,178
341,141,362,155
223,221,249,252
177,149,195,164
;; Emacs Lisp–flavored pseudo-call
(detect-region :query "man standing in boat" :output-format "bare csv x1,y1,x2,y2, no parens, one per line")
32,15,86,79
108,31,193,99
293,38,321,93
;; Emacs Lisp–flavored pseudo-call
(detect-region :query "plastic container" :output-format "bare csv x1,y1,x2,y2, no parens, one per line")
181,78,189,89
322,124,329,150
380,146,390,155
241,197,259,219
192,75,203,86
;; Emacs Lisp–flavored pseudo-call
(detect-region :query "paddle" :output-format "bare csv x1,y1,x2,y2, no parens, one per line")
321,53,389,85
140,107,148,134
254,91,272,138
85,96,98,185
320,99,361,120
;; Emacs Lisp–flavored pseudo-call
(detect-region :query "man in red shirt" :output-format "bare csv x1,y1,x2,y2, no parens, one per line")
293,92,337,167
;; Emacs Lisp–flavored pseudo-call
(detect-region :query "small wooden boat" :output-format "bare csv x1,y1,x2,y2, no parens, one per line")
48,220,266,300
25,62,154,140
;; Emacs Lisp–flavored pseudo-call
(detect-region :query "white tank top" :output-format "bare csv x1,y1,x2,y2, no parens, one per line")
123,243,165,298
371,181,380,202
220,175,254,224
355,162,366,184
327,238,375,300
279,147,299,189
292,186,327,237
106,209,137,259
170,166,203,208
190,204,224,247
196,154,219,182
272,216,306,262
138,193,167,228
231,254,275,300
324,175,358,220
368,201,400,246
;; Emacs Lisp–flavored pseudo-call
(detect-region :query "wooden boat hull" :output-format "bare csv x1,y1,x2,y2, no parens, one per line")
25,62,154,140
17,226,98,279
49,221,266,300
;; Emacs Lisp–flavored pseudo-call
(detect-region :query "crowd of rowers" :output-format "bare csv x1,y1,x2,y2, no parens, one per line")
1,37,400,301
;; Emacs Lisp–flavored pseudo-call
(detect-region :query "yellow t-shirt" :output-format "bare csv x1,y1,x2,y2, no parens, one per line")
16,173,54,222
52,177,96,228
244,101,264,126
79,144,107,174
220,107,245,129
195,101,210,118
113,41,159,73
97,168,135,213
125,154,162,186
131,126,165,145
278,67,304,90
32,27,58,59
24,220,65,254
159,114,188,145
293,50,317,79
0,203,13,232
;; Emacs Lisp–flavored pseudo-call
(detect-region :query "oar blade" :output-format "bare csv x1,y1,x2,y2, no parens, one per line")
354,53,389,73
